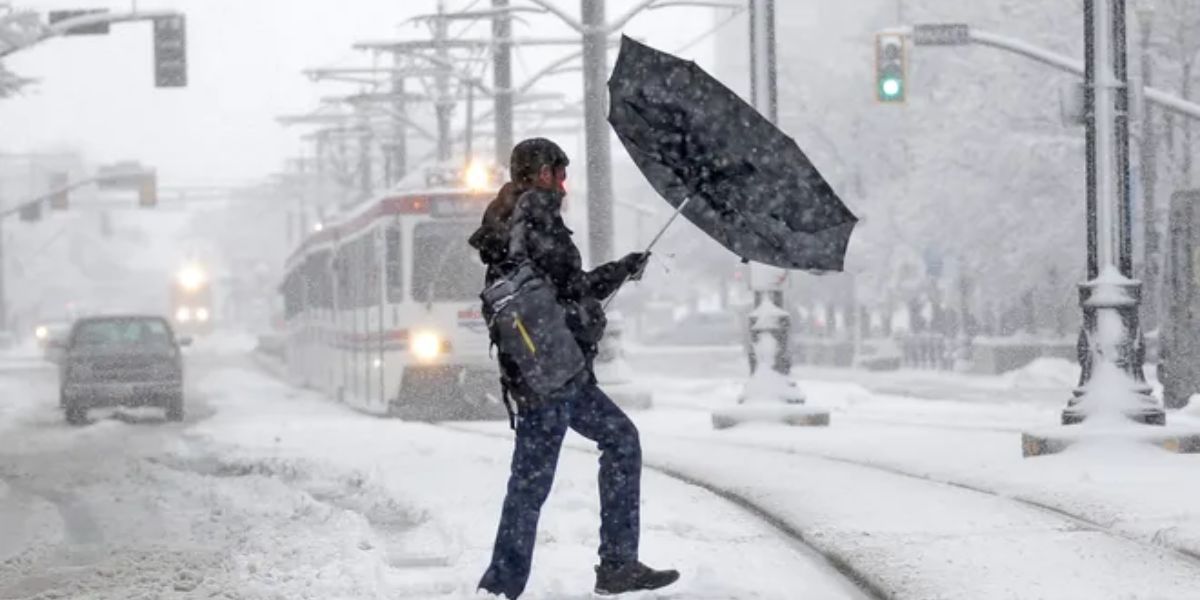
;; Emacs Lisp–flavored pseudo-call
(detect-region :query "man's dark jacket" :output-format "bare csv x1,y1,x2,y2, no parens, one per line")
469,183,633,396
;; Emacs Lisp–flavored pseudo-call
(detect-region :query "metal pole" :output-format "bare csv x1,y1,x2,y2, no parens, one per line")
1114,0,1133,277
465,78,475,161
492,0,514,165
390,53,408,183
744,0,799,400
581,0,614,265
1095,0,1117,271
359,113,373,198
1065,0,1162,426
1138,7,1160,329
1084,5,1099,281
434,1,453,161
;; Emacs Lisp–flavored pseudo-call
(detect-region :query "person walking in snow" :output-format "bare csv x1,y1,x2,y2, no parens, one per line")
469,138,679,598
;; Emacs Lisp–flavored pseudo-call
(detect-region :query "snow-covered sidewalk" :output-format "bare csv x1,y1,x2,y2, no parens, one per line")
612,365,1200,599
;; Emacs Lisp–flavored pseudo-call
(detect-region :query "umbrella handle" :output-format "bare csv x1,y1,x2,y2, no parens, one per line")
603,196,693,310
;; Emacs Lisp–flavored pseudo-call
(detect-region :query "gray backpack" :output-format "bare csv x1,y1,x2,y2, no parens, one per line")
479,199,586,399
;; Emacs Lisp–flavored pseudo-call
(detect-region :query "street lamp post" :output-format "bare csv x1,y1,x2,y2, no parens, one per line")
1137,3,1160,331
1062,0,1163,426
742,0,803,404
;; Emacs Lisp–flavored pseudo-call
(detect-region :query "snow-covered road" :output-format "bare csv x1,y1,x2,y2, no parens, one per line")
0,346,867,599
6,340,1200,599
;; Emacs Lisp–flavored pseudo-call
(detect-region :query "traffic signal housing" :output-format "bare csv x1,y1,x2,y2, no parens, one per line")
876,33,907,103
153,16,187,88
139,169,158,208
18,201,42,223
49,172,70,210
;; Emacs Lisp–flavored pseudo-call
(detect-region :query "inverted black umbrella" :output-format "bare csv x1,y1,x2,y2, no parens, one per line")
607,36,858,272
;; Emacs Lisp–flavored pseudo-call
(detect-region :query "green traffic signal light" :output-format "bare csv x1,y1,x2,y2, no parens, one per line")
876,33,907,104
880,77,903,100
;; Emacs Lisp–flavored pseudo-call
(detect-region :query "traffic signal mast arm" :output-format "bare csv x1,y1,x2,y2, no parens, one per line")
0,168,155,221
882,23,1200,122
0,9,181,59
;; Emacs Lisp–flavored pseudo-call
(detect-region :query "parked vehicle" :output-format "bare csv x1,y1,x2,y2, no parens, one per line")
58,315,190,425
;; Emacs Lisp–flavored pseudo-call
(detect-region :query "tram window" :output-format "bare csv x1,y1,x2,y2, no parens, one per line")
335,250,353,308
385,227,403,303
363,232,381,307
283,270,303,318
412,222,486,302
307,250,333,309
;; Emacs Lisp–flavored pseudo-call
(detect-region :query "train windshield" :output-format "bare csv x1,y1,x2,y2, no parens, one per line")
412,221,486,303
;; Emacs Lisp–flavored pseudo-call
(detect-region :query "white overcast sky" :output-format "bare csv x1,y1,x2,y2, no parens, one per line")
1,1,720,186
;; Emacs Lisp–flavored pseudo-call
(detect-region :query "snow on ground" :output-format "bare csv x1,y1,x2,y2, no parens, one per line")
7,339,1200,599
0,352,866,600
609,356,1200,598
184,366,867,599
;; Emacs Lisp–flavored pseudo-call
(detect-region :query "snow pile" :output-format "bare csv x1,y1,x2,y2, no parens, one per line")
1000,357,1079,390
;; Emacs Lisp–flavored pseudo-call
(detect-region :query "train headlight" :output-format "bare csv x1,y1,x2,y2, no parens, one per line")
195,307,210,322
177,264,208,292
175,306,192,323
411,330,443,362
464,161,490,192
35,326,48,341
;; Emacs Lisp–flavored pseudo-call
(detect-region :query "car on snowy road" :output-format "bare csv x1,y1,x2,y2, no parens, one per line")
58,315,191,425
36,320,73,363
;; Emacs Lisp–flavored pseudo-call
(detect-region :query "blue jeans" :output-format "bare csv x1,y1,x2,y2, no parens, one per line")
478,379,642,599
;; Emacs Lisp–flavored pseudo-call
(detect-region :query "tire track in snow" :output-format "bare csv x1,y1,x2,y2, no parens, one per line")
439,423,887,600
654,431,1200,570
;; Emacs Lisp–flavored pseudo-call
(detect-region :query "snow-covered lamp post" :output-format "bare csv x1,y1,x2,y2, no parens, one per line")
712,0,829,430
1021,0,1200,456
1059,0,1162,427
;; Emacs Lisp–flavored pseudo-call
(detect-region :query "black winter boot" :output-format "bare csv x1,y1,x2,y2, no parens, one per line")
594,561,680,595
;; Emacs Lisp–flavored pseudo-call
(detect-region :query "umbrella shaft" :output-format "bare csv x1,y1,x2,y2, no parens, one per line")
603,196,692,311
644,196,692,253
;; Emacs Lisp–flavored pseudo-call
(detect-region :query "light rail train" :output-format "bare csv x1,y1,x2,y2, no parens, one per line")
280,164,508,420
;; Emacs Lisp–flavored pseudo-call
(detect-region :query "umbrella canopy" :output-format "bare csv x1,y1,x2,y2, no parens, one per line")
608,36,858,271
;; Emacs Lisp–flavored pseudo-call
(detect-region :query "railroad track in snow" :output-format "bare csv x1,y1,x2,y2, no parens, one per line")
651,430,1200,569
437,423,888,600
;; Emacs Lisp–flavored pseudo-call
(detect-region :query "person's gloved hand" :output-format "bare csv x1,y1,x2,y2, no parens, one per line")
620,252,651,281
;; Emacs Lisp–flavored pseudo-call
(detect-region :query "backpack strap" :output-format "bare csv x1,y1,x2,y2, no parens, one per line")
501,381,517,430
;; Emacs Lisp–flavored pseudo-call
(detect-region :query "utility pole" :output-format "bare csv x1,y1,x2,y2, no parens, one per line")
492,0,514,165
389,53,408,183
358,111,373,198
581,0,614,264
434,1,453,162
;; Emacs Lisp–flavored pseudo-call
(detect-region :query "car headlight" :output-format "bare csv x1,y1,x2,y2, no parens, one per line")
411,331,443,362
195,307,210,322
175,306,192,323
35,326,48,340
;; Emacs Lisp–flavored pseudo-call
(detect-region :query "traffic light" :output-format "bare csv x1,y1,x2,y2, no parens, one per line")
49,172,70,210
18,201,42,223
153,16,187,88
876,33,906,103
138,170,158,208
